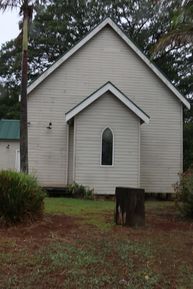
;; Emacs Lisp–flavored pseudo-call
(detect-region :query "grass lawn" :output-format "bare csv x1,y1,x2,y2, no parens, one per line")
0,198,193,289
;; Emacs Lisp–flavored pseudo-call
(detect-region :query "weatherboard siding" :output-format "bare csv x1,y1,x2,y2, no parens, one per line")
68,123,74,184
28,25,182,192
74,92,140,195
0,141,19,170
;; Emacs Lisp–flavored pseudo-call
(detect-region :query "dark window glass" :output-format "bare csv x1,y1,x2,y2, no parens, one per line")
102,128,113,165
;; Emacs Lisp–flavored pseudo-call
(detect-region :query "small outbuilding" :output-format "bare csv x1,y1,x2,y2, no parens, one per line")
0,119,20,171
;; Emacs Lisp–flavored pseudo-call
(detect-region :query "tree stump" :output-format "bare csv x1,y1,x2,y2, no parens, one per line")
115,187,145,227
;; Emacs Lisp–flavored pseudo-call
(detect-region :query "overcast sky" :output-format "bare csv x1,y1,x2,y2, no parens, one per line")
0,9,20,48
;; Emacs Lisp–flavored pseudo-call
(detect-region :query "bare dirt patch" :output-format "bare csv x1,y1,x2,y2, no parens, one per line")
0,214,78,239
146,209,193,231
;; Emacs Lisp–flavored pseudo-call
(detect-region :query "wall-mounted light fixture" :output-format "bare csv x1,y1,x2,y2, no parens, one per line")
47,122,52,129
6,144,10,149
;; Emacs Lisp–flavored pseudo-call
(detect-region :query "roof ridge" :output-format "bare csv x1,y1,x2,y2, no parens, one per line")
27,17,190,109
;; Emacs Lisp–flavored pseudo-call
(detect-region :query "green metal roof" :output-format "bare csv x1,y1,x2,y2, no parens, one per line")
0,120,20,140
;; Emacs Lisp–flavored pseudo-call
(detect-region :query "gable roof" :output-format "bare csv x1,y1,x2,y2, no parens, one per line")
0,120,20,140
65,82,150,124
27,18,190,110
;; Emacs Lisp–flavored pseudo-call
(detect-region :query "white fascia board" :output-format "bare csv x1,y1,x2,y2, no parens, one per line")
27,18,190,110
108,85,150,124
107,19,190,109
65,82,150,124
27,19,110,95
65,84,109,122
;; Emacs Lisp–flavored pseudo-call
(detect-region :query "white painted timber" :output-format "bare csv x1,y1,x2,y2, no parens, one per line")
68,123,74,184
28,26,184,192
65,82,150,124
0,141,19,170
74,92,141,195
15,149,20,172
27,18,190,109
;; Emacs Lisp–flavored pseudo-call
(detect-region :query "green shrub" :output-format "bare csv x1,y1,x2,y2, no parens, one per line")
174,169,193,218
0,170,45,225
66,182,94,200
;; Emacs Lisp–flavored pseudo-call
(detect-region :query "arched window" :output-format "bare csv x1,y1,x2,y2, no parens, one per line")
101,128,113,166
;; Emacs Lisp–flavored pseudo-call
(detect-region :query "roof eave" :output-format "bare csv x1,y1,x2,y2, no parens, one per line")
65,82,150,124
27,18,190,110
27,18,111,95
0,139,20,141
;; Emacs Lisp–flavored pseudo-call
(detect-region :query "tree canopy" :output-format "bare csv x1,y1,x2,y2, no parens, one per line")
1,0,189,98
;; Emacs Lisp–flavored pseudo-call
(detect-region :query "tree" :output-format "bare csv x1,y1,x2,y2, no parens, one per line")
184,121,193,170
153,0,193,169
1,0,184,85
0,39,21,119
0,0,33,173
154,0,193,50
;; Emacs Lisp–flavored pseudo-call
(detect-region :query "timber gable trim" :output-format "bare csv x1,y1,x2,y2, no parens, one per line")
65,82,150,124
27,18,190,110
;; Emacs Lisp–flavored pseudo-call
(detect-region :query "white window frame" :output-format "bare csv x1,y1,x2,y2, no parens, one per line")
15,149,20,172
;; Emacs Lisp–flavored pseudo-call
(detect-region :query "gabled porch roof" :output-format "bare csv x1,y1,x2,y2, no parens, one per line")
65,82,150,124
